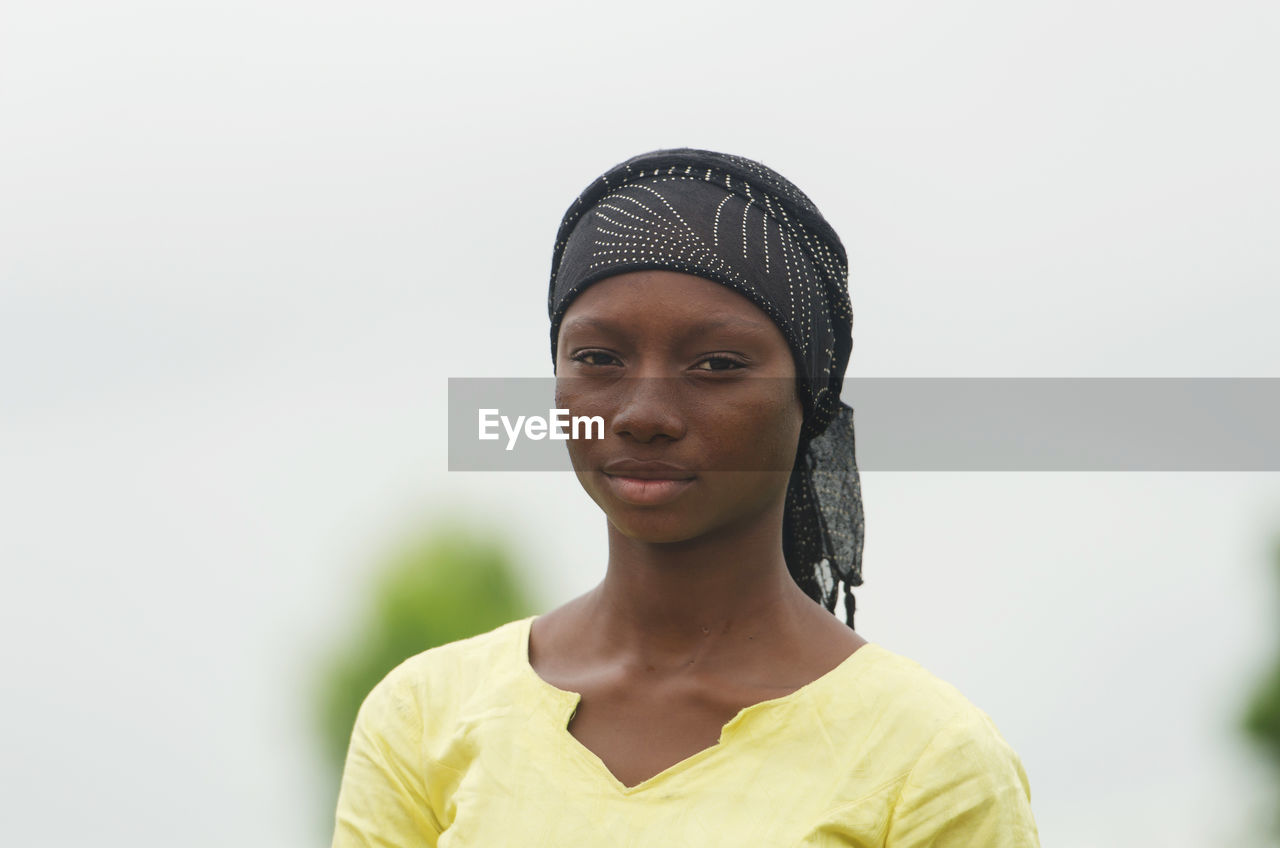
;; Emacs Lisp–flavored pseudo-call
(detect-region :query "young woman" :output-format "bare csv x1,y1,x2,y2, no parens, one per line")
333,148,1040,846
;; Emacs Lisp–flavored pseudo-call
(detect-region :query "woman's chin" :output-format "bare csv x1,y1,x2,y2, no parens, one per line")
604,512,708,546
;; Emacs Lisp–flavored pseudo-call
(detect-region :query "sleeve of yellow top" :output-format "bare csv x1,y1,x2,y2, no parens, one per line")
332,668,442,848
885,707,1040,847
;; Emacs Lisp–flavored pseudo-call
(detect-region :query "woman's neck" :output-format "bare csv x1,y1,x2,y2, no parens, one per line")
583,502,818,668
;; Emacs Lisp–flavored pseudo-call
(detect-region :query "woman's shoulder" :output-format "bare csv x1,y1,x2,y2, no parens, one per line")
810,641,1037,840
848,643,980,719
357,617,534,730
827,641,1023,768
396,616,532,679
848,644,1039,842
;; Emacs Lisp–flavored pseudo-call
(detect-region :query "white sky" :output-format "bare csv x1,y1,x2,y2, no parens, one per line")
2,1,1279,845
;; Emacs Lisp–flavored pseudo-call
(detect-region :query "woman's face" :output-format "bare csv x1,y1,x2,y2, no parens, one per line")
555,270,804,545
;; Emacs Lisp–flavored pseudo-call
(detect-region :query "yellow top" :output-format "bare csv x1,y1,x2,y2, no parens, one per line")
333,616,1039,847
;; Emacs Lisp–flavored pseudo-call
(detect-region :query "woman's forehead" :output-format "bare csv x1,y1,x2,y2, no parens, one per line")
563,270,778,324
558,270,785,338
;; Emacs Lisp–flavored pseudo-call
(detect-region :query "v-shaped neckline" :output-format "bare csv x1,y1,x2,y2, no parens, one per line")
515,615,880,795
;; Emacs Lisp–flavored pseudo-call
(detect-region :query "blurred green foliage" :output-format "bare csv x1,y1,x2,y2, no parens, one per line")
1243,536,1280,837
315,524,537,775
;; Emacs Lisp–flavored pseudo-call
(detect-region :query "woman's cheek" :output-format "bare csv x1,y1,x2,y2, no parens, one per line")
710,403,798,471
555,380,620,433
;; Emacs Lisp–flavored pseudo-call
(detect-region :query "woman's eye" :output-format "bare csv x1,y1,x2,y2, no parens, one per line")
694,356,745,372
570,351,620,367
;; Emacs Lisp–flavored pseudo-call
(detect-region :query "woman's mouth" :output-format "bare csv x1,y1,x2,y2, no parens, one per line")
601,474,695,506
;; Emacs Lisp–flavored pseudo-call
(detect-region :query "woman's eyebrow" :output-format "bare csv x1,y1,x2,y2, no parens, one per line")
680,315,775,335
558,316,628,337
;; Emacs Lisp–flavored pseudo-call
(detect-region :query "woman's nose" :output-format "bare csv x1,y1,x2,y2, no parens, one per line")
610,377,687,444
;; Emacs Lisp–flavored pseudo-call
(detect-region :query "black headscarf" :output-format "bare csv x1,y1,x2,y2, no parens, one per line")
547,148,864,628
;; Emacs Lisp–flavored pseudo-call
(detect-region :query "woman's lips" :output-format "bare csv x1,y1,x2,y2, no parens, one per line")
602,474,694,506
